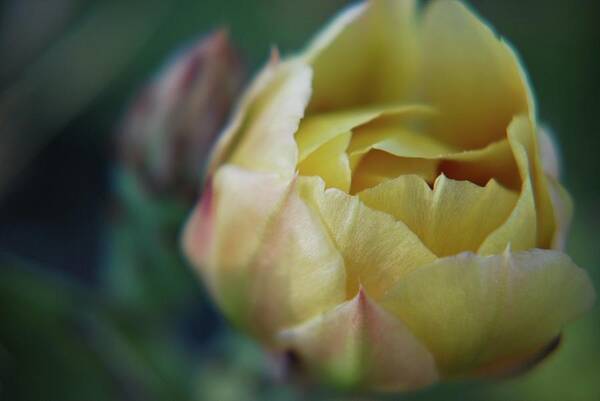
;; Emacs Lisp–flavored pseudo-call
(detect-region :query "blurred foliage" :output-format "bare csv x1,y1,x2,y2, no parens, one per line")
1,0,599,400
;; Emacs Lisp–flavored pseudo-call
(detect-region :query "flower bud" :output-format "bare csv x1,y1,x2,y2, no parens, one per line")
119,30,244,200
184,0,595,391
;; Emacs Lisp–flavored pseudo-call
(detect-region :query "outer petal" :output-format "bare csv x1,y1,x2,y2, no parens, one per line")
421,0,532,149
537,125,572,248
183,166,346,338
183,165,291,324
546,175,574,251
478,175,537,254
184,166,346,342
184,166,346,341
381,249,595,376
304,0,419,111
526,123,563,249
248,176,347,340
301,177,436,299
538,125,561,179
229,60,312,176
479,116,555,253
278,288,439,391
207,56,312,177
207,51,281,174
359,174,518,256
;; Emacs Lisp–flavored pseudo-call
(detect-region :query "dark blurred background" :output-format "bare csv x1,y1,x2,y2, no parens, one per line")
1,1,599,400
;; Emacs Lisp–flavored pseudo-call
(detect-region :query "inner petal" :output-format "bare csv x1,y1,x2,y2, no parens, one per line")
345,114,521,193
359,174,519,257
296,104,445,193
298,131,352,192
305,0,419,113
351,151,438,195
294,103,522,196
296,103,436,163
348,113,457,163
419,0,532,149
439,139,520,191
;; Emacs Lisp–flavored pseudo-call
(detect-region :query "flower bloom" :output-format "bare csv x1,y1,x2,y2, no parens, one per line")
183,0,595,391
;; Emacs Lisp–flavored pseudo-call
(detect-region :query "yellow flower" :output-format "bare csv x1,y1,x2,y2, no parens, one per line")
183,0,595,391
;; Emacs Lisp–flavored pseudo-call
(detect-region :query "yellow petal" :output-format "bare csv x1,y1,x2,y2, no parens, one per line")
296,104,434,162
440,139,521,191
359,174,519,256
183,165,291,325
207,51,281,174
304,0,419,112
184,166,347,339
546,175,573,251
351,151,439,194
297,131,352,192
480,116,555,253
278,288,438,391
478,176,537,254
519,122,558,249
538,125,561,179
248,177,347,340
421,0,532,149
296,107,389,162
228,60,312,176
301,177,436,299
349,119,521,192
349,124,456,160
345,105,447,171
381,249,595,376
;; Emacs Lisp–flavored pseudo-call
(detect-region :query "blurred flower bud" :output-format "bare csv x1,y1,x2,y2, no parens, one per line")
119,30,244,200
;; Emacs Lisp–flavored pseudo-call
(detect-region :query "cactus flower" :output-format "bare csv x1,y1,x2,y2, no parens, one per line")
183,0,595,391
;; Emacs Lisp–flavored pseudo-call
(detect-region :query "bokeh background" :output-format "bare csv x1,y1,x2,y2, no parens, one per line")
1,0,599,400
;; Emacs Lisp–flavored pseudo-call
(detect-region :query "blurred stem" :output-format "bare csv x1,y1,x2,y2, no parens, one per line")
0,256,197,401
103,168,200,314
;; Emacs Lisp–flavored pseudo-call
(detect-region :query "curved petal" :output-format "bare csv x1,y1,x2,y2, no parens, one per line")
248,176,347,340
351,132,521,194
348,115,521,192
480,116,555,253
300,176,436,299
359,174,518,256
440,138,520,191
296,103,435,162
183,165,292,324
381,249,595,376
478,176,537,254
538,125,561,179
207,51,281,174
184,166,346,339
304,0,419,112
349,124,456,161
297,131,352,192
278,288,439,391
228,60,312,176
420,0,532,149
351,151,439,194
546,175,573,251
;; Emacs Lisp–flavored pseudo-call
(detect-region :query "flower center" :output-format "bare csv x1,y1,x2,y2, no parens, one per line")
295,103,521,195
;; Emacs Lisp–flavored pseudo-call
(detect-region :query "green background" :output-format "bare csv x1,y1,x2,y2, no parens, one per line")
1,0,599,400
